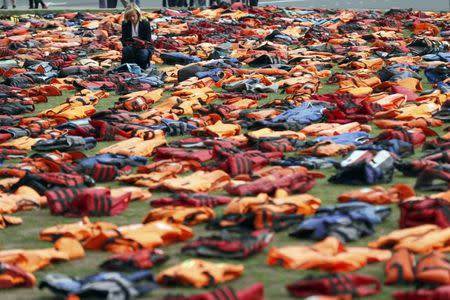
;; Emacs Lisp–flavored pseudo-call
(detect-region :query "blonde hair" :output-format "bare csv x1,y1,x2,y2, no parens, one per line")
124,3,142,22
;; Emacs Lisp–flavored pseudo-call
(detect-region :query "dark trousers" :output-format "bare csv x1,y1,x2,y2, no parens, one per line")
163,0,186,6
107,0,117,7
29,0,45,8
122,46,151,70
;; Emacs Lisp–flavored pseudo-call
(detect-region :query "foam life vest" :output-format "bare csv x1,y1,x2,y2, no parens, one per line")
100,248,169,271
156,259,244,288
399,197,450,228
0,262,36,288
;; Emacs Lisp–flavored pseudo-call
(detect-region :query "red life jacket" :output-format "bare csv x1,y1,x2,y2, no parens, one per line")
69,188,131,217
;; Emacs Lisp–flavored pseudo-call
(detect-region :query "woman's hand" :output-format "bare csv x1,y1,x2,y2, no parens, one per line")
132,37,152,49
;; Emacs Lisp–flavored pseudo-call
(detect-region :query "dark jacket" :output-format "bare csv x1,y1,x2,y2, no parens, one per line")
121,19,152,44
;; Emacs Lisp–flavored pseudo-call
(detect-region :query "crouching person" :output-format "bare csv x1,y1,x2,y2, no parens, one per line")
121,4,153,70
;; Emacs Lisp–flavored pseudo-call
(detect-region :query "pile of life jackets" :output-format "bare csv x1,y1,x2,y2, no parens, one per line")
0,5,449,300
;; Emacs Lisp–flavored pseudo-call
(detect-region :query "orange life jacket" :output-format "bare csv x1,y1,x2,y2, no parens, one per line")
0,214,22,230
0,238,83,273
161,170,230,193
97,131,166,157
191,121,241,138
142,206,215,226
39,217,118,242
156,259,244,288
267,236,391,272
384,248,416,285
338,184,416,204
369,225,450,253
83,221,193,253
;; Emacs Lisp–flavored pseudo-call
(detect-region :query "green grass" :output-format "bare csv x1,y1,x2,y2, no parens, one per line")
1,66,445,300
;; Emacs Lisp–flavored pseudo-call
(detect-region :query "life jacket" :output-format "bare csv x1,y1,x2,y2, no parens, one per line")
89,120,130,141
39,217,118,242
224,193,321,216
358,138,414,158
46,187,85,216
80,163,122,183
118,89,163,105
375,128,427,148
191,121,241,138
151,193,232,208
301,123,343,136
54,237,86,260
0,214,22,230
415,252,450,285
118,171,177,190
338,183,415,204
253,137,296,153
246,128,306,140
384,249,416,285
423,137,450,152
415,165,450,192
98,131,166,157
273,156,338,170
163,283,264,300
19,117,57,133
0,262,36,288
209,208,305,232
75,153,146,173
0,186,43,214
67,188,131,217
162,170,230,193
311,122,371,137
10,172,93,195
371,93,406,110
38,103,96,121
39,270,157,299
172,87,217,104
226,173,316,196
391,85,418,102
0,136,43,150
156,259,244,288
421,150,450,164
114,96,150,112
396,160,440,177
329,150,396,185
31,136,97,152
0,238,83,273
289,202,391,242
369,225,450,253
142,206,215,226
399,197,450,228
299,141,356,157
83,221,193,253
155,147,213,162
393,285,450,300
169,136,244,149
214,146,283,176
287,273,381,298
323,103,373,125
182,230,274,259
100,248,169,271
373,118,443,130
267,236,391,272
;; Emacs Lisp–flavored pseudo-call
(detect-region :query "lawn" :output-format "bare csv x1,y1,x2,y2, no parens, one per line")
1,67,442,300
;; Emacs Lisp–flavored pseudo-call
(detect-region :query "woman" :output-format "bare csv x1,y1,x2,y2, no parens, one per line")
121,4,153,70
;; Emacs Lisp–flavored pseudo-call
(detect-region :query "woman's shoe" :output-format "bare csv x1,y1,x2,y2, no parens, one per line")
0,5,6,9
13,5,16,8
